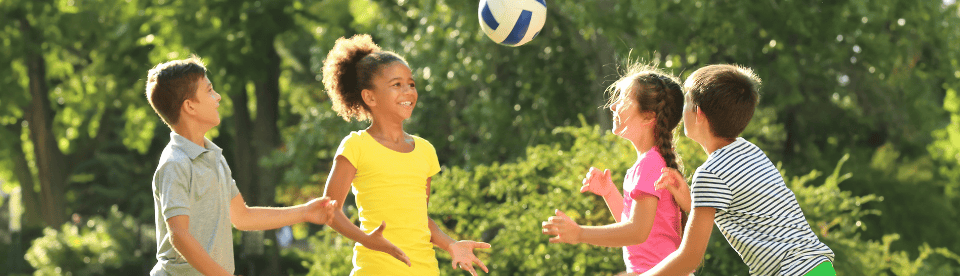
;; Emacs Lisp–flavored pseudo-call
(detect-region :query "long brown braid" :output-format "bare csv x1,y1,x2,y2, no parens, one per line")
606,63,687,234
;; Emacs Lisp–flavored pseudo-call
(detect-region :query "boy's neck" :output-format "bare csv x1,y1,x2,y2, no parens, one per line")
171,120,210,148
700,135,737,155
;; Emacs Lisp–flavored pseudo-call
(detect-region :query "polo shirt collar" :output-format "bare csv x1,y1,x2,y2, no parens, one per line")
169,132,222,160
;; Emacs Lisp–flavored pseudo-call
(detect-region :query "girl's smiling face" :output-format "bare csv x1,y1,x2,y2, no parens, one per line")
365,62,418,121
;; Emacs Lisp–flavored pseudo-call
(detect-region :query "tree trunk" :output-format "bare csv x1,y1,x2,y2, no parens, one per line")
6,121,43,229
251,38,284,276
20,17,68,227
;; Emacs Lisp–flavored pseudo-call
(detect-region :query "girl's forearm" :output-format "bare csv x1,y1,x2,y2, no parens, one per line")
329,210,370,244
428,218,456,252
578,221,648,247
602,192,626,222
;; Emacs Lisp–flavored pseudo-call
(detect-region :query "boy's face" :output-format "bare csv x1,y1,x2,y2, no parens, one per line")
187,76,221,127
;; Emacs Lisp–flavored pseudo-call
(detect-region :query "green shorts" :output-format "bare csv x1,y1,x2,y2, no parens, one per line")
804,262,836,276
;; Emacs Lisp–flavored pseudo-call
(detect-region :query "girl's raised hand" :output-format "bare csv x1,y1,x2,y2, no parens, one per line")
654,167,691,213
541,209,582,244
361,221,411,267
447,240,491,276
580,167,616,197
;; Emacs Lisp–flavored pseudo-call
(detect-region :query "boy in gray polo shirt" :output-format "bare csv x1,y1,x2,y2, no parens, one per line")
146,56,337,276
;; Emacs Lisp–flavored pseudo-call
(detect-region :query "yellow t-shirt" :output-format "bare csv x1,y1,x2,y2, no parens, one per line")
336,130,441,276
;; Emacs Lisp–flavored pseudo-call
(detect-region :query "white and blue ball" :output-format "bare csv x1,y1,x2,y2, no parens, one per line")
478,0,547,47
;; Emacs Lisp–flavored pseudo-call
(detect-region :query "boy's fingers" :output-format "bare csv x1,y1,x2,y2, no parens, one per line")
548,236,561,243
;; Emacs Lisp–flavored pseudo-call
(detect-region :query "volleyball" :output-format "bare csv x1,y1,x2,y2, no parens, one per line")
478,0,547,47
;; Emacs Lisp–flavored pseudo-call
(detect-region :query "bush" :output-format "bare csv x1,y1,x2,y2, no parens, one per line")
298,122,960,275
24,205,153,276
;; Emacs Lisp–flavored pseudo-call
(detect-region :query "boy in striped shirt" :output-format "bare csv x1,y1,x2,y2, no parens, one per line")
640,64,835,276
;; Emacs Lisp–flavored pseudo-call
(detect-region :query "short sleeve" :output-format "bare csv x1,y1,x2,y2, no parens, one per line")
155,162,192,220
220,158,241,199
335,133,362,168
690,169,733,210
626,152,666,200
229,179,240,198
425,141,441,177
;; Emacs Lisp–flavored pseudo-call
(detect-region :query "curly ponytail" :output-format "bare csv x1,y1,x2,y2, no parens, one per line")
321,34,408,121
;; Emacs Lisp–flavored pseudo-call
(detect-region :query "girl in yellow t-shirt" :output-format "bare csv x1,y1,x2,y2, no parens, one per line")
319,34,491,276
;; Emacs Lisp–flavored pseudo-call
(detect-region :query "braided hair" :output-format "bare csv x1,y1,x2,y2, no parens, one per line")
605,63,685,173
322,34,409,121
605,62,688,234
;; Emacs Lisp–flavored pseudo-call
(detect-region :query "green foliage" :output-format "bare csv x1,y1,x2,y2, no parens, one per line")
24,205,152,276
293,123,958,275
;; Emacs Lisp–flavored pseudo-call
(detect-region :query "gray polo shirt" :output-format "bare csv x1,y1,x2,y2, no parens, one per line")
151,132,240,276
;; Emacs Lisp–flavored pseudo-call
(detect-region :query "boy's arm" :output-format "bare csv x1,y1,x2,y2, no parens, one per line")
166,215,233,276
323,155,411,266
229,194,335,231
542,194,658,247
640,207,716,275
655,168,691,214
426,177,491,276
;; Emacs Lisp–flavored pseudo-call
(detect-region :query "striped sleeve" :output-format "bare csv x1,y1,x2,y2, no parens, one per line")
691,169,732,210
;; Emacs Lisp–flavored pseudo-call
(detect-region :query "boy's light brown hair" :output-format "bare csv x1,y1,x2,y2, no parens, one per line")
145,55,208,127
684,64,761,139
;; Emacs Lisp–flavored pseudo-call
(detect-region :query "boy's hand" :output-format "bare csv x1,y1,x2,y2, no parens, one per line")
541,209,582,244
303,197,336,225
447,240,491,276
580,167,616,197
655,168,691,213
361,221,412,267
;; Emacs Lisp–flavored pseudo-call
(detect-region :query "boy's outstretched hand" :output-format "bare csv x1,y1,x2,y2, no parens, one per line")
654,168,691,213
580,167,616,197
361,221,412,267
541,209,582,244
303,197,337,225
447,240,491,276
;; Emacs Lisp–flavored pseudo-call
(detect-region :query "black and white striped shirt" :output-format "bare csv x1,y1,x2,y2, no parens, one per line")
691,138,834,275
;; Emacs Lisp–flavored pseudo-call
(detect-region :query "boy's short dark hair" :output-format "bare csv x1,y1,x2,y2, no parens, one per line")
145,55,208,127
684,64,761,139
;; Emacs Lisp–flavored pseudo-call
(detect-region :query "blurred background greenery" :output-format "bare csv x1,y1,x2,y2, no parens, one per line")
1,0,959,275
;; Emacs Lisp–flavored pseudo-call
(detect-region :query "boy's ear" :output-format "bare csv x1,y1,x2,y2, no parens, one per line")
181,98,197,115
695,106,709,125
361,88,377,107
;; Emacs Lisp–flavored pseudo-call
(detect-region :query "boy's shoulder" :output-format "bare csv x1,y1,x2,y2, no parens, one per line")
154,139,196,177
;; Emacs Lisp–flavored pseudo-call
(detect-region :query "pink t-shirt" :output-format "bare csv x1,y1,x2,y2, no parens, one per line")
621,148,683,273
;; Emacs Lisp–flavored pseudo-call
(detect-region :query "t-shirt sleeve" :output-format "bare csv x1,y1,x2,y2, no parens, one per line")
155,162,192,220
626,154,666,200
690,169,733,210
335,133,361,168
423,138,441,177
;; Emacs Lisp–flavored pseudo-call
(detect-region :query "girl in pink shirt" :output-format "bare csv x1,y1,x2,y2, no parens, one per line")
541,63,689,274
